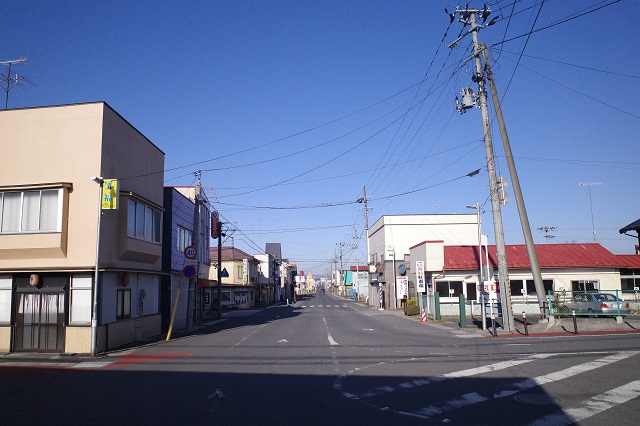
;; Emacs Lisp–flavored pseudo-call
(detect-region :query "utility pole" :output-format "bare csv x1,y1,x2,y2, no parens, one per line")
537,226,556,243
216,214,223,320
186,171,202,332
338,242,344,293
1,57,27,109
578,182,602,242
482,47,548,318
449,6,514,331
358,186,370,303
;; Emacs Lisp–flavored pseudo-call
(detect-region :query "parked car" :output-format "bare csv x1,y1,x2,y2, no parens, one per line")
563,292,631,316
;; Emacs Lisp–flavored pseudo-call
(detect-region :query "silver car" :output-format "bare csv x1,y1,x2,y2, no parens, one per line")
565,292,631,316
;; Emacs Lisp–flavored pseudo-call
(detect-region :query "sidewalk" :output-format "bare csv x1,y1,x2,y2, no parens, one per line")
403,309,640,337
0,306,267,367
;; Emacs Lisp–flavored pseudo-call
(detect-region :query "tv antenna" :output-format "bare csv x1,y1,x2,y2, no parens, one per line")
1,57,31,109
578,182,602,242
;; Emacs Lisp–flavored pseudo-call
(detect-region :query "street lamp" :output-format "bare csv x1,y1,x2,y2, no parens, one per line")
466,204,483,283
467,203,486,331
90,176,103,357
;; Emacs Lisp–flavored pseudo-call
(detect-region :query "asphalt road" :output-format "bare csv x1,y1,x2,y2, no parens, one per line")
2,292,640,425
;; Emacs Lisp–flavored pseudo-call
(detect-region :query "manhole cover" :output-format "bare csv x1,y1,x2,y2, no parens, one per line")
514,394,560,405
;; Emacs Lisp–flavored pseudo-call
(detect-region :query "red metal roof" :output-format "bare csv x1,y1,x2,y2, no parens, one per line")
444,243,637,270
349,265,369,271
616,255,640,268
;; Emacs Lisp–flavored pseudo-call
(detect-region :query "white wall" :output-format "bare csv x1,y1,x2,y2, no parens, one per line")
369,214,478,262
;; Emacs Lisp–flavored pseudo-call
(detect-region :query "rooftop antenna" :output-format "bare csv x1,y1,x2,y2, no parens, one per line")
578,182,602,242
1,57,28,109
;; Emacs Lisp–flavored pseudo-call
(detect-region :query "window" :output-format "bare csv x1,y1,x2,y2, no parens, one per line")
0,276,12,324
117,288,131,320
0,189,61,234
436,280,463,298
571,280,598,292
127,199,161,243
70,274,92,324
177,226,192,252
237,265,243,278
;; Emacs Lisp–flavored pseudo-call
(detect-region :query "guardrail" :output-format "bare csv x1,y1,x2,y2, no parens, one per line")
548,289,640,317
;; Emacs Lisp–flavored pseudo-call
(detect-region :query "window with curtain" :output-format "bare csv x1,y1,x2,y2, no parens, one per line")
0,189,60,234
70,274,92,324
0,276,12,324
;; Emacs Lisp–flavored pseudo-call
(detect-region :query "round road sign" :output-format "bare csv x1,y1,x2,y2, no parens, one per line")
183,264,197,279
184,245,197,259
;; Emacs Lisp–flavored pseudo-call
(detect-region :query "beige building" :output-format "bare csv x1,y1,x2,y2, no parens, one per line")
0,103,165,354
209,247,259,309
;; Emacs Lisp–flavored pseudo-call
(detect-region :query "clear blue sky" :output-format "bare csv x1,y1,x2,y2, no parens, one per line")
4,1,639,277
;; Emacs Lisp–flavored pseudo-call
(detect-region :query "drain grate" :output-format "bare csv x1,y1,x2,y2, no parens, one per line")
514,393,560,405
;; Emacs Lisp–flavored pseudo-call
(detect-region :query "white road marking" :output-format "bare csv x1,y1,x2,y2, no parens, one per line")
323,316,339,346
278,339,288,343
71,361,114,369
208,389,225,398
415,351,640,419
341,354,553,400
528,380,640,426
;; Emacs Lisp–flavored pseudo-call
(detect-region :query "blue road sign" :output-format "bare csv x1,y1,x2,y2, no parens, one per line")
183,264,197,279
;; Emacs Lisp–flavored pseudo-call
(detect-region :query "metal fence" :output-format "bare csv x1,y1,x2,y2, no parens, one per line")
548,289,640,317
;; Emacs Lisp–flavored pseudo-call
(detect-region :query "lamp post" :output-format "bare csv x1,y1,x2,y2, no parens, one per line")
467,203,485,331
466,204,483,282
90,176,103,356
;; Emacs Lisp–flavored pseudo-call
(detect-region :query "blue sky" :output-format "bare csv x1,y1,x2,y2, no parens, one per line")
4,1,639,277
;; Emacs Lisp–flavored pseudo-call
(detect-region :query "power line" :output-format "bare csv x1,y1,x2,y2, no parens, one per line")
492,0,623,47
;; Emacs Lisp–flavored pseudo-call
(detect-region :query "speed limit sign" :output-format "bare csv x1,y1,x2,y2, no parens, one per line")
184,245,197,259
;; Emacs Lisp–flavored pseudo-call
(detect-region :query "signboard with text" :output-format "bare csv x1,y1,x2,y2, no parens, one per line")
101,179,119,210
396,276,408,300
416,261,425,292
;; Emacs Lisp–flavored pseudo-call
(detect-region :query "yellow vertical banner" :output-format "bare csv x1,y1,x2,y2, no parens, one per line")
101,179,119,210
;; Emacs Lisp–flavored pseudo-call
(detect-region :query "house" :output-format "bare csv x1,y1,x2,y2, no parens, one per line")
0,103,164,354
209,247,259,309
408,242,640,315
161,187,211,333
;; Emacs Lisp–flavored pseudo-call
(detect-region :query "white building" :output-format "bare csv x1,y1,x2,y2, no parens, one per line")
367,214,478,309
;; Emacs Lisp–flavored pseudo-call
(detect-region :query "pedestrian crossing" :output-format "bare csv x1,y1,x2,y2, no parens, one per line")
334,350,640,424
299,305,348,308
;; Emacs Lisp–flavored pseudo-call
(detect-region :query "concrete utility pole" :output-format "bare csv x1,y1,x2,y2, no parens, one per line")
482,47,548,318
449,6,514,331
186,171,202,332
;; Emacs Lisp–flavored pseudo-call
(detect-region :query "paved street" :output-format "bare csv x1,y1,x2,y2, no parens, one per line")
3,293,640,425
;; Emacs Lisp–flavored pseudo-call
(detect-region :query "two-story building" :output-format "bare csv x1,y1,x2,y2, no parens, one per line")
161,187,211,333
0,103,164,354
209,247,259,309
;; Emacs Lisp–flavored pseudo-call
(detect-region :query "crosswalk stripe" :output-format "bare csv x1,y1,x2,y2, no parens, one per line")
349,354,553,401
528,380,640,426
415,351,639,418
